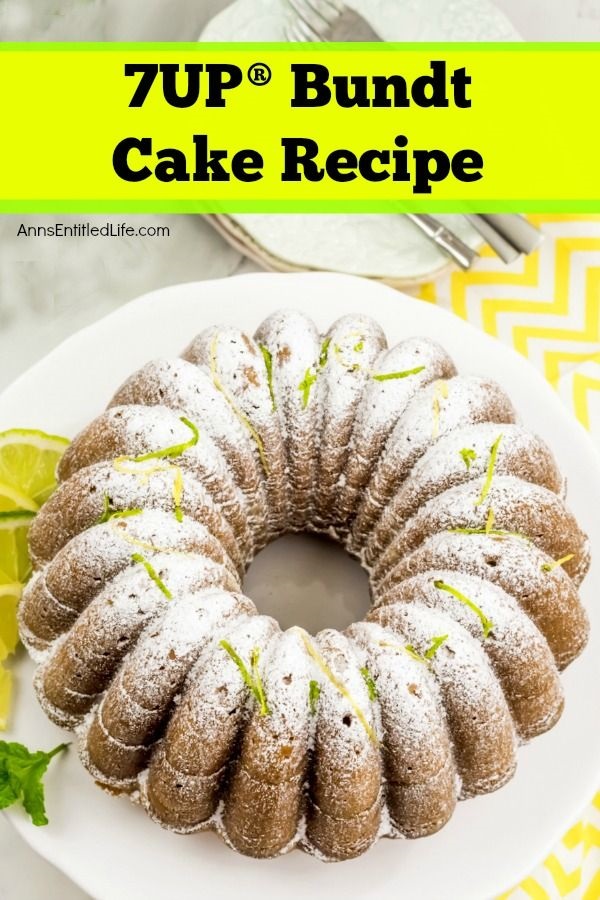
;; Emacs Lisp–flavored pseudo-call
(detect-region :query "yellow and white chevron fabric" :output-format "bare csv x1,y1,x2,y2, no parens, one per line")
421,214,600,900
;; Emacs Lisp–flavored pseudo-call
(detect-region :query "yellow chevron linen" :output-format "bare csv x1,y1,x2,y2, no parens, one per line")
422,215,600,900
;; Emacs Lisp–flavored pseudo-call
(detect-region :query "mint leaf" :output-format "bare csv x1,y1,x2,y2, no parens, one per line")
0,741,68,826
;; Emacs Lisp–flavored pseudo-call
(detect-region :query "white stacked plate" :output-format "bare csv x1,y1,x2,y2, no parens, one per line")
200,0,521,285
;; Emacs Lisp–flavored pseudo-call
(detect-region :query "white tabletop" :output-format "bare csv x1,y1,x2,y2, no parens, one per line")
2,1,600,898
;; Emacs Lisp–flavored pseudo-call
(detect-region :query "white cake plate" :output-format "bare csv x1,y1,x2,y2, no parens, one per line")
1,273,598,900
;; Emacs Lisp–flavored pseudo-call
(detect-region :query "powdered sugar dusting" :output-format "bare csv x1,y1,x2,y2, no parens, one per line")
364,422,564,564
350,375,517,548
372,473,589,584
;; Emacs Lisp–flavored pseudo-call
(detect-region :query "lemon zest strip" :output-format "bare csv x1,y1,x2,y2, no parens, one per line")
541,553,575,573
209,334,270,476
434,579,494,638
474,434,503,507
298,630,378,745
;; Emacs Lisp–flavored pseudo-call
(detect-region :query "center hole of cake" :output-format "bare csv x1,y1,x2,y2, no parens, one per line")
242,533,371,633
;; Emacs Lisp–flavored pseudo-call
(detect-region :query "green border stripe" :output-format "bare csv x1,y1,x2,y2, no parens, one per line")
1,41,600,51
3,200,600,213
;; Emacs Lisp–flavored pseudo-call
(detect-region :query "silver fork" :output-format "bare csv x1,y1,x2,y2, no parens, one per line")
284,0,543,268
284,0,477,269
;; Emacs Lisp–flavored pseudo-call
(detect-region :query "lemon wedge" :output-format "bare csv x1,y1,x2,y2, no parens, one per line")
0,428,69,506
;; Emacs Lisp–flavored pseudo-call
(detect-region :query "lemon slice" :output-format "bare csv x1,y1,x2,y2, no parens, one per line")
0,482,39,513
0,574,24,731
0,583,22,656
0,428,68,731
0,663,12,730
0,428,69,507
0,511,36,583
0,542,29,731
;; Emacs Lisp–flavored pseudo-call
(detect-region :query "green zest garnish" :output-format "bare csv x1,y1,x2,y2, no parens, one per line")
402,644,426,663
308,679,321,715
298,630,378,744
259,344,276,412
460,447,477,470
298,367,318,409
0,740,68,826
111,458,185,524
447,526,530,541
371,365,425,383
485,507,495,534
434,579,494,638
475,433,503,507
126,417,199,463
354,341,364,353
404,635,448,664
318,337,331,369
379,637,445,666
219,640,270,716
423,634,449,659
296,334,333,409
541,553,574,573
360,666,378,700
97,494,142,525
131,553,172,600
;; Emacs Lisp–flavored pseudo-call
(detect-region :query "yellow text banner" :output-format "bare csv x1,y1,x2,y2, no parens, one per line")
1,43,599,212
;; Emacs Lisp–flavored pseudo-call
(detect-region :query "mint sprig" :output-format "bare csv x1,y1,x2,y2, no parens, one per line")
0,741,68,826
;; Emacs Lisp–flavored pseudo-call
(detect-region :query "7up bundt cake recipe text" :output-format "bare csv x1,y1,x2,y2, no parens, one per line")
18,308,590,861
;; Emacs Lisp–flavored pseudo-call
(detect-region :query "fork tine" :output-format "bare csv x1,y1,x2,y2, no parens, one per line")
302,0,342,26
285,0,336,40
289,17,323,41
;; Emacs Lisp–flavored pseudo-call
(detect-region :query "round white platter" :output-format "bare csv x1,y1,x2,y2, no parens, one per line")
0,272,598,900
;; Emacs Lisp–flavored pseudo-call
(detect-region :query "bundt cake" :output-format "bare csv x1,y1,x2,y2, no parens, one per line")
18,308,590,862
